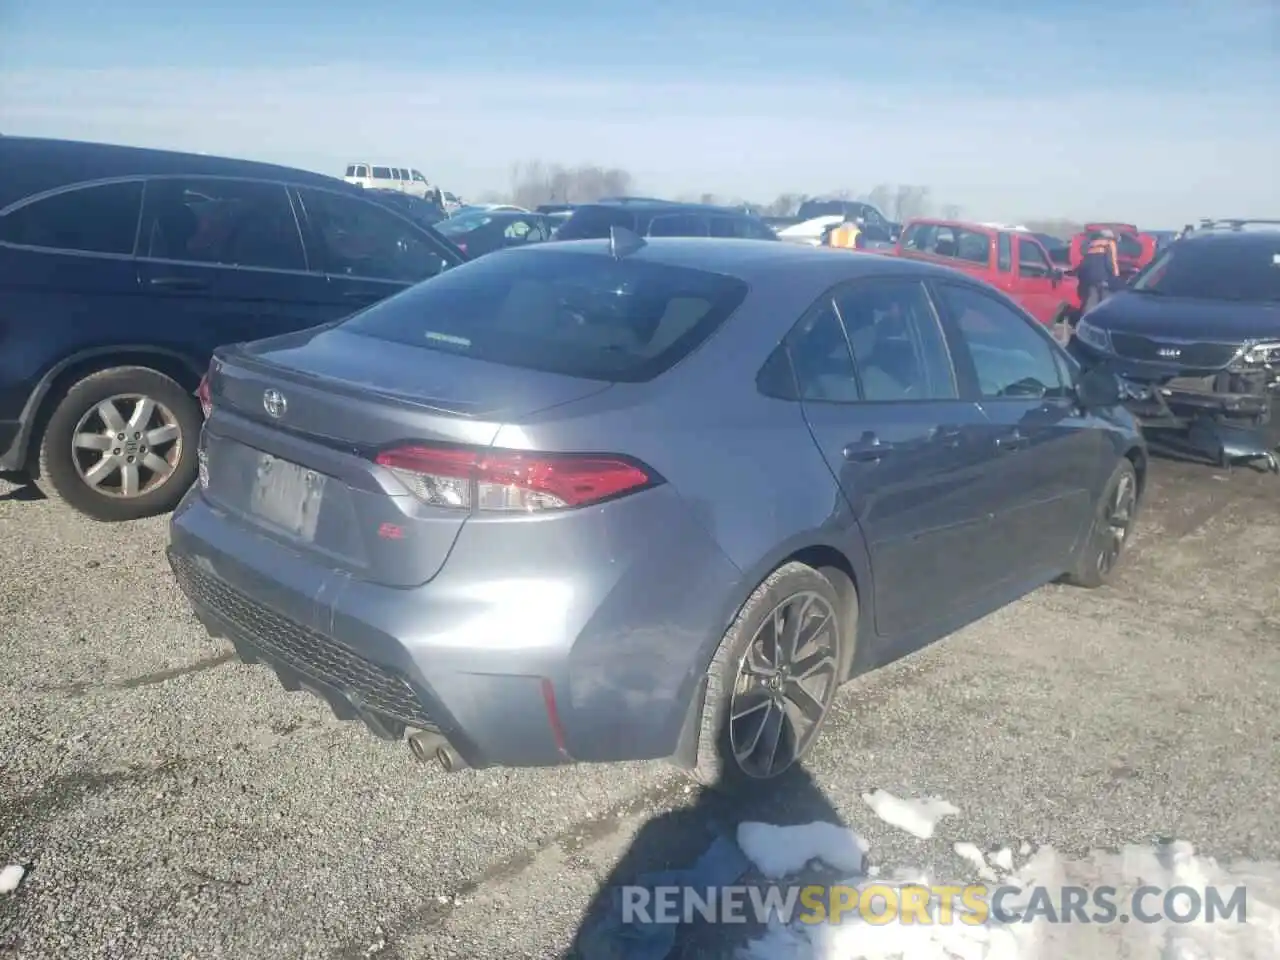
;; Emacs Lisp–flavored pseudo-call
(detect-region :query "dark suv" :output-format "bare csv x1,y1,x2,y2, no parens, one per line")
1068,220,1280,469
553,198,779,242
0,137,465,521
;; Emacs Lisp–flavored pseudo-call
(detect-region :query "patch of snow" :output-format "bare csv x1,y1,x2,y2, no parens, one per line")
1018,841,1032,856
991,847,1015,872
0,864,25,894
739,840,1280,960
860,789,960,840
954,842,1000,882
738,822,869,880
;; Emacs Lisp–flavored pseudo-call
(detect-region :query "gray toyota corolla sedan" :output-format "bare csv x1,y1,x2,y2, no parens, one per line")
168,232,1145,790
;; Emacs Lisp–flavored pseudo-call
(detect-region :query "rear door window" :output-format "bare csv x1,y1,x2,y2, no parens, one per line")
997,233,1012,272
339,248,749,382
137,178,306,271
554,206,638,240
295,187,455,283
0,180,144,255
648,214,709,237
371,166,392,180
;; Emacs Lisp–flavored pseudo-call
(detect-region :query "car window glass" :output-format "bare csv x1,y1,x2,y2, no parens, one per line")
554,206,638,240
1018,238,1051,276
648,214,708,237
709,217,739,238
834,280,957,401
355,165,368,177
0,181,144,255
743,219,778,240
785,302,860,403
503,219,532,240
1131,239,1280,302
345,165,357,177
412,170,427,183
998,233,1012,272
372,166,391,179
340,249,748,383
138,178,305,271
938,284,1066,400
297,187,451,283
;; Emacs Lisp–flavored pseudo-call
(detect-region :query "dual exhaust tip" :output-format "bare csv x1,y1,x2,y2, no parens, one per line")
408,730,467,773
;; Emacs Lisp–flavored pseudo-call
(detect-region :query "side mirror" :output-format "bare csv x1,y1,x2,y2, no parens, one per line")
1075,364,1122,409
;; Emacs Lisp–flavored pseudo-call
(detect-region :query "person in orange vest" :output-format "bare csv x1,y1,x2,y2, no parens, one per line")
824,215,866,250
1078,228,1120,312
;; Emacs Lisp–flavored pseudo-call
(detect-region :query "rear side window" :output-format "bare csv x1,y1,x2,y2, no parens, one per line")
0,180,144,255
997,233,1012,271
340,249,749,382
138,178,305,271
554,206,638,240
372,166,392,179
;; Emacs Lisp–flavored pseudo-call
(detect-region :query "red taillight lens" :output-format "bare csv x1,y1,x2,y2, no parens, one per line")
374,444,654,512
196,374,212,418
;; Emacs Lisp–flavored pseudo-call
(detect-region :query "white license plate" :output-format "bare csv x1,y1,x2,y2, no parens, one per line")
250,454,325,541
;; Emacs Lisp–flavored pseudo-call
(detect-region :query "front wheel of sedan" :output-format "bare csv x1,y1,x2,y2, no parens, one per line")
691,562,848,792
36,366,202,522
1063,458,1139,589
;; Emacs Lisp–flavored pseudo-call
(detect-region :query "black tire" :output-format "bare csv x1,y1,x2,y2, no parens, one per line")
36,366,202,522
1062,458,1139,589
690,562,851,792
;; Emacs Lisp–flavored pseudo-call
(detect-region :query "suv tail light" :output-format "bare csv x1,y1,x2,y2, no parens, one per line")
196,374,212,418
374,444,656,512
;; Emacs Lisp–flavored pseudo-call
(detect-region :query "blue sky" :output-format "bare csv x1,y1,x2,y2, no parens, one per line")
1,0,1277,224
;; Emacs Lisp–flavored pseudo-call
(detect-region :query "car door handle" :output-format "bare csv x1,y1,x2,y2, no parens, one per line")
147,276,208,291
843,436,896,462
994,431,1029,452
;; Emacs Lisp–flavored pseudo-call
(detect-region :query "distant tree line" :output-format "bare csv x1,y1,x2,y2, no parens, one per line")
493,160,1082,236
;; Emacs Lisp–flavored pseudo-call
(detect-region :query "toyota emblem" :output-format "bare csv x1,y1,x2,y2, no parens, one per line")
263,389,287,419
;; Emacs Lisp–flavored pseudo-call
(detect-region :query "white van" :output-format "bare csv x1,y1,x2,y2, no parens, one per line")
344,163,431,198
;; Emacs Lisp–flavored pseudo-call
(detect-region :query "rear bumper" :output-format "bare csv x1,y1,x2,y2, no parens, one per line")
167,483,742,770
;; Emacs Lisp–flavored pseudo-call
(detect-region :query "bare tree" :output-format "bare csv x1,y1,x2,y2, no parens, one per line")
892,185,931,222
507,161,635,208
864,185,895,216
1022,218,1085,240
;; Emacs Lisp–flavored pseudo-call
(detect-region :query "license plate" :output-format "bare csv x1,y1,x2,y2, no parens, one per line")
250,454,325,541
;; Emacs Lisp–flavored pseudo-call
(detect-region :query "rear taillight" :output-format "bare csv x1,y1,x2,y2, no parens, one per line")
374,444,655,512
196,374,212,418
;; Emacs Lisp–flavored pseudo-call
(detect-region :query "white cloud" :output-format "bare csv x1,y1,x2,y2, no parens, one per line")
1,65,1276,224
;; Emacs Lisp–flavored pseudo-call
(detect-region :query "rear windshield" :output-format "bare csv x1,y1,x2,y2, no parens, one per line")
340,249,749,382
1131,238,1280,302
554,206,639,240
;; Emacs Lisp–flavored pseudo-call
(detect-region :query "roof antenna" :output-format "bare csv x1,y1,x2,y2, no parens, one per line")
608,225,646,259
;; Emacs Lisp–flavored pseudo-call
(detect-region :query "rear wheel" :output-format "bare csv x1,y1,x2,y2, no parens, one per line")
1063,459,1138,588
690,562,849,792
36,366,202,522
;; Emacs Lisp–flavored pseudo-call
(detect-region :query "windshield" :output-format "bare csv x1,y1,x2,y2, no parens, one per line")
436,212,492,235
1131,239,1280,302
340,249,749,382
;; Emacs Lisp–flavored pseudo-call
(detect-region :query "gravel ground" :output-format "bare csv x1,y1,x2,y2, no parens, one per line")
1,454,1278,959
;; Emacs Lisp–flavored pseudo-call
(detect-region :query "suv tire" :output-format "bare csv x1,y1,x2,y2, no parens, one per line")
36,366,202,522
690,562,849,792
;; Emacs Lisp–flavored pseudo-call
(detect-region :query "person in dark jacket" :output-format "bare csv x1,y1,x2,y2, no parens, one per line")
1078,228,1120,312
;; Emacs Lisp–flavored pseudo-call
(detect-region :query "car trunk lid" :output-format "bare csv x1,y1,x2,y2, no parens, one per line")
200,324,611,587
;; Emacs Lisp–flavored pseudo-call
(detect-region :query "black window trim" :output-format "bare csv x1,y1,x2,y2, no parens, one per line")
1016,237,1052,278
928,278,1072,403
0,175,148,261
757,276,962,405
290,183,463,285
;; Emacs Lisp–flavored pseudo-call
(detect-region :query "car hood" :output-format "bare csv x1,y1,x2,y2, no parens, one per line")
1086,290,1280,342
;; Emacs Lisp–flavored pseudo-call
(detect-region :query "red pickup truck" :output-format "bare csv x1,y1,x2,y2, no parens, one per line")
892,218,1078,326
1066,222,1157,280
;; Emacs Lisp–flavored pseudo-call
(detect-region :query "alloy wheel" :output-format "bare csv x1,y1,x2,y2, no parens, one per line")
729,591,839,779
1098,472,1136,575
70,394,183,499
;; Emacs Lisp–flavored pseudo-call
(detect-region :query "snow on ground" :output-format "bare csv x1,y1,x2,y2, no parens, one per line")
860,789,960,840
0,863,25,894
739,834,1280,960
738,822,870,879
